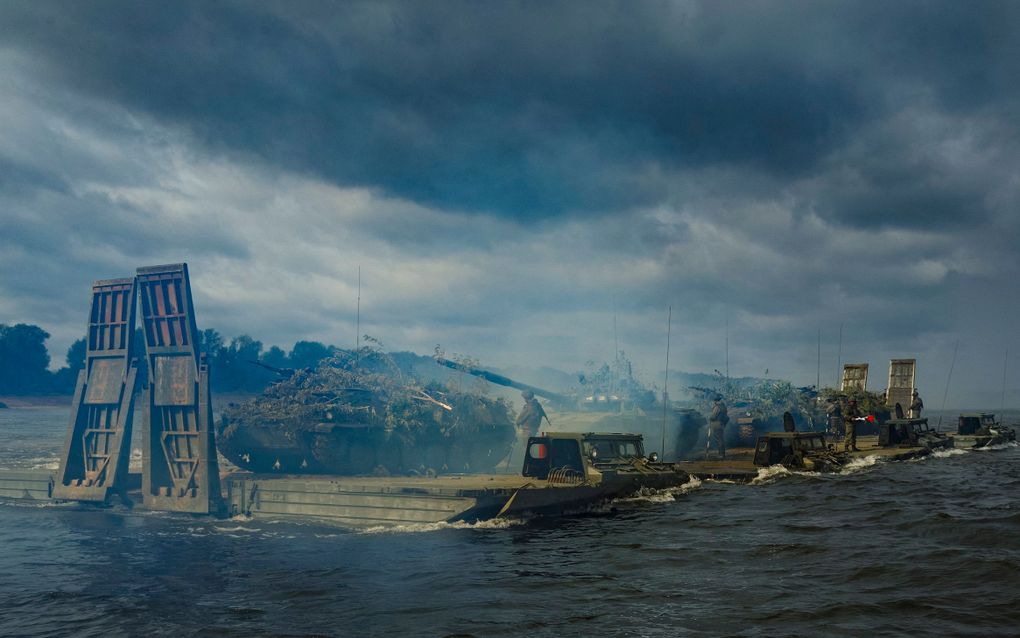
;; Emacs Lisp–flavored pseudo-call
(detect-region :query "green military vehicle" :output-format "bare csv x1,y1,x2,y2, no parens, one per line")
752,431,850,473
521,432,690,492
953,413,1016,449
226,432,692,527
878,418,952,450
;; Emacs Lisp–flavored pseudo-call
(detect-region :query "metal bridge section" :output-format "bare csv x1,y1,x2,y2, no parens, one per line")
136,264,221,514
53,278,140,503
840,363,869,392
886,359,917,411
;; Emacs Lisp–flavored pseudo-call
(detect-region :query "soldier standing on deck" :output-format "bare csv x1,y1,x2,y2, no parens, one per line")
515,390,547,436
844,397,861,452
709,395,729,459
909,389,924,419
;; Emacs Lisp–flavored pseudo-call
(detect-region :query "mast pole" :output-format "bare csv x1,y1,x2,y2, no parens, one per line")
937,340,959,431
1001,348,1009,415
817,327,821,390
661,305,672,458
836,322,843,389
355,266,361,358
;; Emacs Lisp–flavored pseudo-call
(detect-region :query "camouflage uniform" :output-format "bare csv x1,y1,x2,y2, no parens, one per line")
909,390,923,419
515,390,547,436
709,398,729,459
844,399,861,452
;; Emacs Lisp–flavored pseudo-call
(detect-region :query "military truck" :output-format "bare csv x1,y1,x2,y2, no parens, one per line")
877,418,952,450
752,431,850,473
953,413,1016,448
521,432,688,492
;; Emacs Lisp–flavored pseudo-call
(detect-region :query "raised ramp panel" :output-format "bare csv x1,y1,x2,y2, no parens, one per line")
886,359,916,410
137,264,221,514
53,278,139,503
840,363,869,392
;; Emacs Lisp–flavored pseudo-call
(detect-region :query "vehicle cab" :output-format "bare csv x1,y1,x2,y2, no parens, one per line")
753,432,830,467
522,432,651,483
879,418,951,449
958,413,997,435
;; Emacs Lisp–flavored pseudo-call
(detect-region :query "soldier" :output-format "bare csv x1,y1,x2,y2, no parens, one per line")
844,397,861,452
783,411,796,433
909,389,924,419
709,395,729,459
826,397,843,437
515,390,548,436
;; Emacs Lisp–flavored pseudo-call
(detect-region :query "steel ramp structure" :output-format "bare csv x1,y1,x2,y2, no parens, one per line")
886,359,916,411
137,264,221,514
54,278,140,503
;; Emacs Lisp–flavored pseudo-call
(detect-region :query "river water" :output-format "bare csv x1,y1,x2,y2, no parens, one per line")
1,406,1018,637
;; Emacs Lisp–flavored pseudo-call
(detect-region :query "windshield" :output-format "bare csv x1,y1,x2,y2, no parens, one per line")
584,439,643,460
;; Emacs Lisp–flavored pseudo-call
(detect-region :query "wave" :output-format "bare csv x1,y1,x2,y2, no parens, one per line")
749,464,824,484
357,516,525,535
614,477,704,504
750,464,793,484
908,447,968,462
973,440,1018,452
839,454,881,474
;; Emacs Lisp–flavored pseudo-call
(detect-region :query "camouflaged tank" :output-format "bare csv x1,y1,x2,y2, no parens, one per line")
217,348,516,475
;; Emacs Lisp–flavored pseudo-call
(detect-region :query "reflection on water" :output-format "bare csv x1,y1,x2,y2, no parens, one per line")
2,407,1020,636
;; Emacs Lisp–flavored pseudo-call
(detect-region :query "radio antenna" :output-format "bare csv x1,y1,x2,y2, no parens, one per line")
1001,348,1009,414
661,305,672,458
355,266,361,354
937,340,959,431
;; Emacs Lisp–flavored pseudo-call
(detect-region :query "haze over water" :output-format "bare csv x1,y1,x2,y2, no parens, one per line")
1,407,1018,637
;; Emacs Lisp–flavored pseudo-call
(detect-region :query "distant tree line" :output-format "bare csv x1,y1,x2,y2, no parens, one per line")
0,324,84,395
196,329,338,393
0,322,340,396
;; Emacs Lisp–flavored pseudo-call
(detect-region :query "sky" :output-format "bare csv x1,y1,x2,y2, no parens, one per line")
1,1,1019,407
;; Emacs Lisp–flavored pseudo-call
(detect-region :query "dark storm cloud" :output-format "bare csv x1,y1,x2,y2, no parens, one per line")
1,1,1019,404
0,0,898,217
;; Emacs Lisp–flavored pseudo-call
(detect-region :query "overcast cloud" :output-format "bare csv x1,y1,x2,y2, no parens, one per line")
2,1,1019,406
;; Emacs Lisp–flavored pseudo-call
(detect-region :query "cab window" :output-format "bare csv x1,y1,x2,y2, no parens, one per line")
549,439,584,474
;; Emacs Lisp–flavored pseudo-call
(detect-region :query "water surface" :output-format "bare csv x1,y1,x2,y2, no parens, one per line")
1,407,1018,637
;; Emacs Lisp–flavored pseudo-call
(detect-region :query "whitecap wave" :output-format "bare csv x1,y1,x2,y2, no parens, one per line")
973,440,1018,452
614,477,703,503
839,454,881,474
357,516,525,535
750,464,793,484
13,456,60,470
212,524,262,534
929,447,968,459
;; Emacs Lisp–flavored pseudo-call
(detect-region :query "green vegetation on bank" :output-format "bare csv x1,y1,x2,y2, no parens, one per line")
0,322,347,396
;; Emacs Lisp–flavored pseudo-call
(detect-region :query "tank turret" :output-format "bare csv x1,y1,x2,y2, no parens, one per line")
219,348,516,475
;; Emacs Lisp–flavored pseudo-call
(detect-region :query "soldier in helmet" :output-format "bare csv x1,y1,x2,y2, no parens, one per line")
844,396,861,452
708,394,729,459
909,389,924,419
515,390,548,436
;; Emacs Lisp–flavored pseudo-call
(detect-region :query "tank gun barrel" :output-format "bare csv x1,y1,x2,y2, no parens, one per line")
247,359,296,378
687,385,718,396
435,358,571,405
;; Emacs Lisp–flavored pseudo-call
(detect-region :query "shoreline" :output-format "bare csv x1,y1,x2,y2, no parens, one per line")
0,393,257,411
0,396,72,408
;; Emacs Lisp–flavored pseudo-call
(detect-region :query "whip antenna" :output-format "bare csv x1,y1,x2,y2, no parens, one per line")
1001,348,1009,415
937,340,959,431
661,305,672,458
